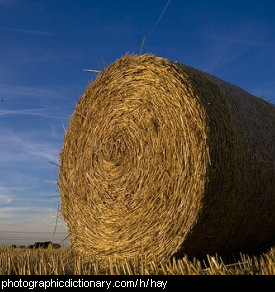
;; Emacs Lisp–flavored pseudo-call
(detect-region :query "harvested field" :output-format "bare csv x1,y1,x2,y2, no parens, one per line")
0,247,274,275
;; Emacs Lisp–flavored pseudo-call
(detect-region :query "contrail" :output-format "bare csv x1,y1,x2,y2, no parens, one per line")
150,0,172,34
140,0,172,54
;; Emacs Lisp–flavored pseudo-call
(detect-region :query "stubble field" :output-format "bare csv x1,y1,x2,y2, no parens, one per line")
0,246,274,275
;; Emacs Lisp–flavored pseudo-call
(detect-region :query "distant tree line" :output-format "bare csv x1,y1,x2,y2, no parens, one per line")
11,241,61,249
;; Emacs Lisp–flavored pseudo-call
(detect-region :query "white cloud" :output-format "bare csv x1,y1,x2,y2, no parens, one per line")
0,194,12,205
42,179,57,185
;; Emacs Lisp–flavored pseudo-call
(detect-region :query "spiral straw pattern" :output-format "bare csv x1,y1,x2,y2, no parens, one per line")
59,54,275,260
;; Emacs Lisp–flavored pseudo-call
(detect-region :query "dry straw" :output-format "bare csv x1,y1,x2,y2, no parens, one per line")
59,54,275,261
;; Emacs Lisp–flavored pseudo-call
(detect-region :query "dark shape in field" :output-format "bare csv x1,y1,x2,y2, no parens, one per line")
28,241,61,249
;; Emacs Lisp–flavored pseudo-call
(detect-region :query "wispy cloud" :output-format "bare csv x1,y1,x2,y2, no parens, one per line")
166,30,275,48
0,107,67,120
0,0,15,5
0,27,58,37
0,171,57,188
204,45,252,73
26,142,59,161
0,206,46,219
0,84,66,99
0,183,59,209
0,83,72,119
0,128,60,163
162,21,274,74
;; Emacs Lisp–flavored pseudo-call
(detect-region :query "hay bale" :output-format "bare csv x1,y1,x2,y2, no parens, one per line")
58,54,275,260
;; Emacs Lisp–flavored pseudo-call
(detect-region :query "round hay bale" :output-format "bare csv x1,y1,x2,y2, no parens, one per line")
58,54,275,260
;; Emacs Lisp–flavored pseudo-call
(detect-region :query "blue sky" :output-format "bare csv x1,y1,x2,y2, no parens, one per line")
0,0,274,246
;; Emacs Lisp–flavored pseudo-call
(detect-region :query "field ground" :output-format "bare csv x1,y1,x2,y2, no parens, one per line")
0,247,274,275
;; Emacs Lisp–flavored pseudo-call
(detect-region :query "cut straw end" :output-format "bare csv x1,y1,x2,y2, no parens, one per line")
82,69,101,73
